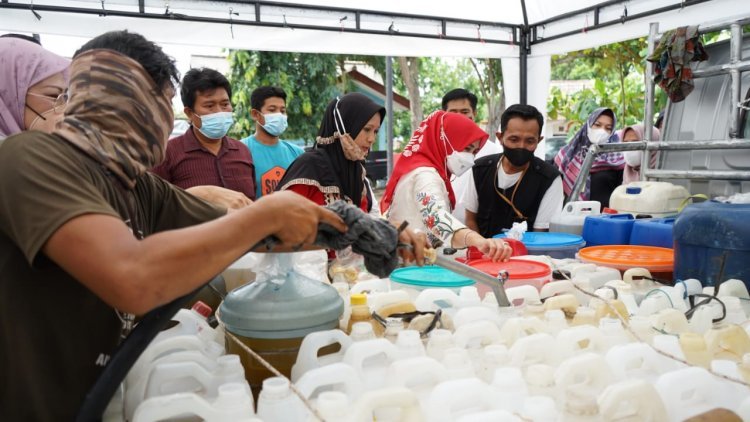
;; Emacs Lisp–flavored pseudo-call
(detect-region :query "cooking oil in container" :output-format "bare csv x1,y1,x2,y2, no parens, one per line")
219,253,343,396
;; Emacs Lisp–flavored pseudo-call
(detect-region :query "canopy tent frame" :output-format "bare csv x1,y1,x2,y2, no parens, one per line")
0,0,734,105
2,0,749,174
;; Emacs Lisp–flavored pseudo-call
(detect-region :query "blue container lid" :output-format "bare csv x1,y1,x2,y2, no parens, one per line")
493,232,585,248
626,187,642,194
390,266,475,288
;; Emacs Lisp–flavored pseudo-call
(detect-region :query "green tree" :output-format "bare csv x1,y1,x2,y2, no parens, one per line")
548,37,669,135
469,58,504,135
226,51,340,143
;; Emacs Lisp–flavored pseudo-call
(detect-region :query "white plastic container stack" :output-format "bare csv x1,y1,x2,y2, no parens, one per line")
132,382,259,422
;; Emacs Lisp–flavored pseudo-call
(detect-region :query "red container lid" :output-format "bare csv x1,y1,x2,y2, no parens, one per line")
467,258,551,280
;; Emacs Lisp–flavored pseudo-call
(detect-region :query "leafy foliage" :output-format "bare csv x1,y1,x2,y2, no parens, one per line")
548,38,667,136
226,51,340,143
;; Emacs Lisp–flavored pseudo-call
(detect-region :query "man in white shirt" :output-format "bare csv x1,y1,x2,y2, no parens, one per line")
461,104,563,237
442,88,502,223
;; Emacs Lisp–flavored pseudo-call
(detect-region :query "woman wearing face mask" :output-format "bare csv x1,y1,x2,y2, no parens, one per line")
554,108,625,207
381,111,512,262
0,37,70,139
278,93,383,215
618,124,660,184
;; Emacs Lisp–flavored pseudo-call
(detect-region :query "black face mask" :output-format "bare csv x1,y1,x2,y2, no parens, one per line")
503,144,534,167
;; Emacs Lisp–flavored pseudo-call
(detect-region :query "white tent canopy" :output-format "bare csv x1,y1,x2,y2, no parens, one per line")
1,0,748,119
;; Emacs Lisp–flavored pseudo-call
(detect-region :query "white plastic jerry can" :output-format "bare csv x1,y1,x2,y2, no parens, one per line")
509,333,558,368
605,342,664,382
349,387,424,422
126,335,225,388
555,353,616,420
342,338,399,391
291,329,353,382
426,329,455,361
487,367,528,414
598,379,668,421
256,377,308,422
124,345,225,419
132,382,258,422
153,302,221,345
426,377,494,421
654,367,729,421
136,355,249,421
294,362,363,403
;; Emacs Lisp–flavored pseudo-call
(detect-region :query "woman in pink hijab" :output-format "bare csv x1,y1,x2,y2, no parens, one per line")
0,37,70,138
618,124,661,184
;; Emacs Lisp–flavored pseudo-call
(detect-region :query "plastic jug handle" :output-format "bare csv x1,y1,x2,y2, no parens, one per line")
132,392,213,422
295,363,361,399
350,387,423,421
677,194,708,212
144,361,212,398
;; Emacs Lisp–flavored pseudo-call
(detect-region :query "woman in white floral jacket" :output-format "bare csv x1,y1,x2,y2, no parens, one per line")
381,111,512,261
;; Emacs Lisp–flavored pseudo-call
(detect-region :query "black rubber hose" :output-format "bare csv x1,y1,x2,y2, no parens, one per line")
75,236,279,422
75,284,204,422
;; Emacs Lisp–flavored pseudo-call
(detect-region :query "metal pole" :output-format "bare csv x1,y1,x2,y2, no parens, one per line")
385,56,394,178
566,145,600,203
643,169,750,180
642,22,658,181
729,23,742,138
520,29,528,105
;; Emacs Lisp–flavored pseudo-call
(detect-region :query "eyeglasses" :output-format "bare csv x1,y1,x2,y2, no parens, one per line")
27,91,68,113
53,92,68,113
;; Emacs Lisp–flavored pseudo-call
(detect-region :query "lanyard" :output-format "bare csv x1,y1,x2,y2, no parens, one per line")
493,157,527,220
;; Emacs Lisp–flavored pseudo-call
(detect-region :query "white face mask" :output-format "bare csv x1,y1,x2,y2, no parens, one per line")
623,150,643,167
447,151,475,177
441,115,475,177
587,126,611,145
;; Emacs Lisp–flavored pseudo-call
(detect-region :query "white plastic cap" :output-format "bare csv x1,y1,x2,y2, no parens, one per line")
260,377,290,399
350,322,375,341
317,391,349,418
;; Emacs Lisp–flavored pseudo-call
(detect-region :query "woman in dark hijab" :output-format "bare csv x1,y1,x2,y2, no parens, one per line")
278,93,385,213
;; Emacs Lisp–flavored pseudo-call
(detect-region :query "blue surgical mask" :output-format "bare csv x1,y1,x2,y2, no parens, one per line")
261,113,288,137
196,111,233,139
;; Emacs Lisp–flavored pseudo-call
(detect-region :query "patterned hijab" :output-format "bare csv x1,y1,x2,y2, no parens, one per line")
54,49,174,189
380,110,489,213
0,38,70,137
554,107,624,200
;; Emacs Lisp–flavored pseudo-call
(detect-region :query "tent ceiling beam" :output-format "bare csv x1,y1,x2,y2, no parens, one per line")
0,1,519,45
531,0,714,44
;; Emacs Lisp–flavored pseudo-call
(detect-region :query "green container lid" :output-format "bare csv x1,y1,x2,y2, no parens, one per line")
390,265,475,288
220,262,343,339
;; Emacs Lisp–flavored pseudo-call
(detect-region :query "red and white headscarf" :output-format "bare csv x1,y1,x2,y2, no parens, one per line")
380,110,488,213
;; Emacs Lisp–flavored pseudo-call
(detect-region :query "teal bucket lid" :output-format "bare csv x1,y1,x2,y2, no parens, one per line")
390,265,475,288
494,232,585,248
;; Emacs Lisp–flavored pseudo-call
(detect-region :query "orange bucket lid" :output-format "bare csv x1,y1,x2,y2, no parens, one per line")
578,245,673,270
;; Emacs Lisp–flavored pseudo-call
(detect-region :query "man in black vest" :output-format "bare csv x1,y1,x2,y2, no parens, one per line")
461,104,563,237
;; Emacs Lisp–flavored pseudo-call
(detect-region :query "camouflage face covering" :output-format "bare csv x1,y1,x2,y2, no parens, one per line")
54,49,174,189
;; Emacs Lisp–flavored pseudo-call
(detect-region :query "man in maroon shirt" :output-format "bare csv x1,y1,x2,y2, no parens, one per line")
152,68,255,208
